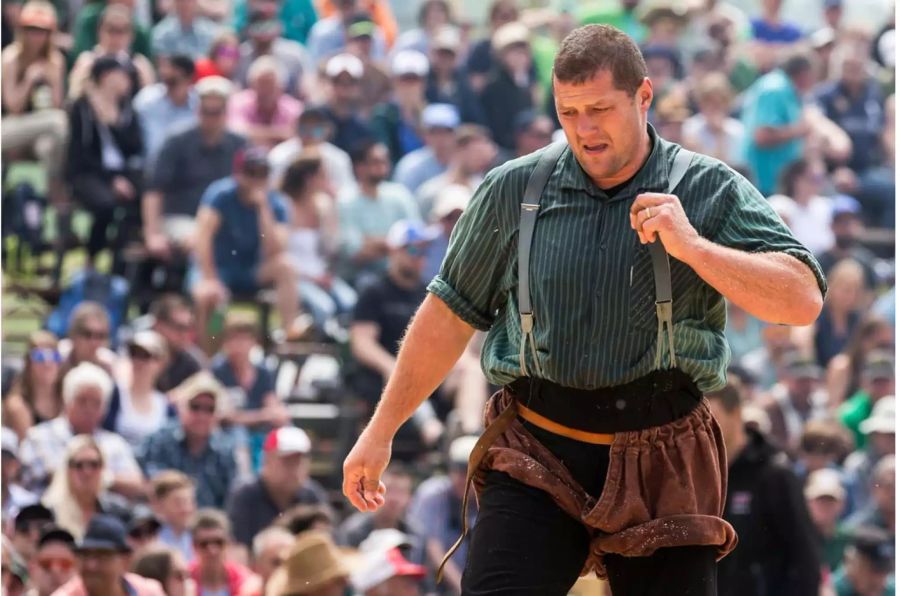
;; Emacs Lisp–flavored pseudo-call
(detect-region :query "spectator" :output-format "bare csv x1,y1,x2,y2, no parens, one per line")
264,529,350,596
68,6,155,100
138,371,237,508
509,110,554,160
193,30,240,81
1,536,27,596
479,22,537,152
187,509,255,596
231,0,319,46
4,331,64,438
0,1,68,205
211,312,289,465
681,72,745,168
306,0,387,65
391,103,458,193
811,259,866,368
706,382,822,596
844,397,896,511
1,428,38,523
41,435,130,541
149,471,197,562
235,10,311,98
275,504,335,535
134,54,198,161
825,315,894,407
19,363,143,497
125,505,161,553
343,13,392,117
350,546,426,596
395,0,453,56
838,351,895,448
151,0,219,60
28,527,78,596
845,455,895,538
71,1,153,66
149,296,206,393
843,93,895,228
269,106,355,194
425,26,486,127
741,51,815,196
750,0,803,45
371,50,431,166
189,147,302,346
280,151,357,331
236,526,294,596
338,140,419,283
805,468,851,571
337,464,420,552
54,515,166,596
422,184,469,283
226,427,328,550
796,419,854,477
58,303,117,382
104,331,173,450
770,157,835,255
228,56,302,150
465,0,521,93
831,525,896,596
317,0,398,47
318,53,372,153
10,504,55,562
66,56,145,270
142,76,245,266
816,195,879,291
650,91,690,145
130,546,190,596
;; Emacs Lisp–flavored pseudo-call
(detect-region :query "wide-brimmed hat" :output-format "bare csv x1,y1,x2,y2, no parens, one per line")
265,530,349,596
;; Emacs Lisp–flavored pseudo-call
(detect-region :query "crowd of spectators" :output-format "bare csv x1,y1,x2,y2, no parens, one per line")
0,0,895,594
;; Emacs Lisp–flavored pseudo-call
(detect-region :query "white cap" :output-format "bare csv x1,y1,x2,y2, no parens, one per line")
325,53,364,79
359,529,412,554
432,184,471,221
432,25,461,51
264,426,312,455
449,435,479,466
422,103,460,129
2,427,19,459
492,21,530,52
391,49,429,77
860,396,895,435
804,468,847,501
196,75,234,99
350,547,426,592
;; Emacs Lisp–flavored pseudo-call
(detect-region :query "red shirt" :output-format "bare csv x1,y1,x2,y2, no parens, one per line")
188,560,256,595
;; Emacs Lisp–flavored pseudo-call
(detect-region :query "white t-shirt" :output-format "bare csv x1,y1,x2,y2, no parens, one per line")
268,138,355,196
682,114,746,168
768,194,834,255
115,389,169,449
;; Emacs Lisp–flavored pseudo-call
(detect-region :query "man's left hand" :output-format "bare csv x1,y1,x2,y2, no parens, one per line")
630,193,701,262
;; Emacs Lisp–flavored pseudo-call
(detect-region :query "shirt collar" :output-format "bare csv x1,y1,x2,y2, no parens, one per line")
558,124,670,199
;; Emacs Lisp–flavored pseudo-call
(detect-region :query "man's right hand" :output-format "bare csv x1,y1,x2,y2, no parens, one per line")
342,428,391,512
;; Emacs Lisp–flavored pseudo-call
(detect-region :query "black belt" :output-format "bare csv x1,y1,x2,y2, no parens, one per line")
506,369,702,434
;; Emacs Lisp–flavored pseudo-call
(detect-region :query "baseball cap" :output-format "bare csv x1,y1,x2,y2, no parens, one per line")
77,515,131,553
346,12,376,39
432,184,471,221
849,526,894,572
19,1,57,30
386,220,438,249
263,426,312,455
862,350,895,381
14,504,54,533
860,397,895,435
38,526,76,550
391,49,429,78
422,103,460,130
196,75,234,99
449,435,478,468
432,26,461,52
2,426,19,459
492,21,530,52
351,547,426,592
804,468,846,501
358,529,413,554
831,194,862,219
127,330,168,359
325,53,364,79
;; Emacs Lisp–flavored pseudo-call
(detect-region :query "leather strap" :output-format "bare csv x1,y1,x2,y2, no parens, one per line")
517,402,615,445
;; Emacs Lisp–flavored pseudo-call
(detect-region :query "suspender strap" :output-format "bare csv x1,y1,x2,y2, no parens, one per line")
517,142,567,377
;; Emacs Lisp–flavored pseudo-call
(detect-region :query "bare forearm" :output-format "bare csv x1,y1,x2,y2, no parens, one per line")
142,190,163,234
682,238,823,325
367,294,476,440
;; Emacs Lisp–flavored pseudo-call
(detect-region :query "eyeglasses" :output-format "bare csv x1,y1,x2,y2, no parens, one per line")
68,459,102,471
38,557,75,573
30,348,62,364
77,328,109,341
188,402,216,415
195,537,225,550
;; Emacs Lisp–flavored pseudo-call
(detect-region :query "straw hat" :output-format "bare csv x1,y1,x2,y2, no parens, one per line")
265,531,350,596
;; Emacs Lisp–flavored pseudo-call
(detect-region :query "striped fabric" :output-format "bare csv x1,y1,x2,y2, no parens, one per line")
427,125,827,392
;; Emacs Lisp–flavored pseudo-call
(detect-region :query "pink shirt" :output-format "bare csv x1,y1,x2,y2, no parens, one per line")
51,573,166,596
227,89,302,130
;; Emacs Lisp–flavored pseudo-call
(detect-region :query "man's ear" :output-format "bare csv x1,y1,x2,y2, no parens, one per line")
638,77,654,111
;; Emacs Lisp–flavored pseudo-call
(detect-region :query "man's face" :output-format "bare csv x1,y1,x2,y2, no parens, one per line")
847,553,889,596
500,43,531,75
869,432,895,457
806,496,844,529
67,387,106,435
253,71,281,104
461,136,498,173
347,35,373,59
223,331,256,362
99,18,133,53
555,70,652,187
71,318,110,363
30,541,76,596
254,536,293,583
266,452,308,492
193,528,227,568
429,48,456,73
424,126,455,155
390,242,428,282
236,162,271,195
840,55,867,89
156,307,195,351
157,487,196,530
329,73,360,105
180,394,217,440
832,214,862,248
78,550,127,596
785,374,819,403
174,0,197,21
359,144,391,185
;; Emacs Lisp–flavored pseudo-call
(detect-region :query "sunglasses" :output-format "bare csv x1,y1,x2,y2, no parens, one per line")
77,328,109,341
188,402,216,415
68,459,102,471
30,348,62,364
195,538,225,550
128,524,159,540
38,557,75,573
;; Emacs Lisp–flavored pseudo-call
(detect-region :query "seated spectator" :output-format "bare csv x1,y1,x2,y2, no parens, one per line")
395,0,453,56
816,196,879,291
805,468,852,571
425,25,486,126
134,54,198,161
138,371,237,508
422,184,469,283
104,331,174,450
235,10,311,98
150,296,207,393
844,397,895,511
0,1,68,205
71,0,153,65
125,505,161,553
41,435,130,540
796,419,854,478
227,56,301,149
27,526,78,596
275,503,335,535
4,331,64,437
338,141,420,283
236,526,294,596
768,157,834,255
465,0,522,93
351,545,426,596
843,93,895,228
811,259,866,368
142,76,245,266
66,56,145,270
281,151,357,331
226,427,328,551
189,147,302,347
845,455,895,538
68,5,155,100
825,315,894,406
831,525,896,596
18,363,143,497
760,353,830,455
838,352,894,448
188,509,255,596
149,471,197,562
344,13,392,117
370,50,430,165
391,103,458,193
682,72,745,168
130,545,190,596
231,0,319,46
151,0,219,60
479,22,537,151
508,110,554,160
264,530,350,596
10,504,54,562
58,302,117,383
212,313,288,465
55,515,166,596
1,428,38,523
318,53,373,153
306,0,386,65
194,30,241,81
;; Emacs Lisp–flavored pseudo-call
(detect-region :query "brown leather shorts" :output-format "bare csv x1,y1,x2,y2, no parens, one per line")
472,389,738,579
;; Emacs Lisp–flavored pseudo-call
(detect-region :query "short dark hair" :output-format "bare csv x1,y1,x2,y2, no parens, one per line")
553,25,647,94
781,51,815,79
191,509,231,539
779,158,811,196
281,149,324,198
150,294,192,325
151,470,195,501
276,504,335,535
168,54,196,78
131,546,178,586
350,138,382,166
706,382,741,413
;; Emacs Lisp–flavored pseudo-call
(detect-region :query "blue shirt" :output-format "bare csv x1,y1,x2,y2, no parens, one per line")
211,353,275,430
158,524,194,562
814,79,885,172
750,18,803,43
133,84,198,160
151,15,220,59
393,147,446,193
306,15,386,65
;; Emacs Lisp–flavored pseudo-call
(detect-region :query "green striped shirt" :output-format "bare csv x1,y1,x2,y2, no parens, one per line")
426,126,828,392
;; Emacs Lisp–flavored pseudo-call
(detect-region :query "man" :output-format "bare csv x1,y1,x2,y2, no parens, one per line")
138,371,237,508
370,49,430,166
350,546,426,596
845,396,895,512
708,383,822,596
318,53,373,154
149,470,196,561
831,526,895,596
426,25,486,126
337,464,420,551
228,56,302,150
27,527,77,596
512,109,555,159
343,24,826,595
816,195,879,291
226,426,328,550
306,0,386,65
11,505,55,564
760,352,830,454
804,468,852,571
236,526,294,596
235,10,311,98
846,455,895,538
391,103,458,194
52,515,165,596
343,12,392,116
190,146,300,345
422,184,470,283
188,510,255,595
838,351,894,448
134,54,198,160
1,428,37,523
19,363,144,497
338,141,420,283
265,530,350,596
143,76,245,266
151,0,218,59
150,295,207,393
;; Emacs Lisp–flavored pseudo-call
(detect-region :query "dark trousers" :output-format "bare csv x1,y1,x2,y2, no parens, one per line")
460,420,718,595
71,172,141,266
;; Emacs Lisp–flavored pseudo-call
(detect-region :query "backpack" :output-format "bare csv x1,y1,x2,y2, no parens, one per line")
45,270,130,344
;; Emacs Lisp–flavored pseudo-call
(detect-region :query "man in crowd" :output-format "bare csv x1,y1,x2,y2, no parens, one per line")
816,195,879,290
239,526,294,596
228,56,302,150
28,527,78,596
318,53,372,153
805,468,851,571
392,103,458,194
150,295,206,393
338,464,420,553
134,54,198,160
838,351,895,448
235,10,311,97
10,504,54,563
151,0,219,59
511,109,555,159
307,0,386,65
831,526,896,596
761,352,830,454
187,510,255,596
845,396,895,512
149,470,197,562
846,455,895,537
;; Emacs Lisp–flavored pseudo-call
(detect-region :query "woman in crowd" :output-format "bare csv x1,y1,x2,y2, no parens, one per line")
131,546,191,596
194,30,241,82
3,331,63,438
800,259,867,368
681,71,745,168
825,315,895,406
